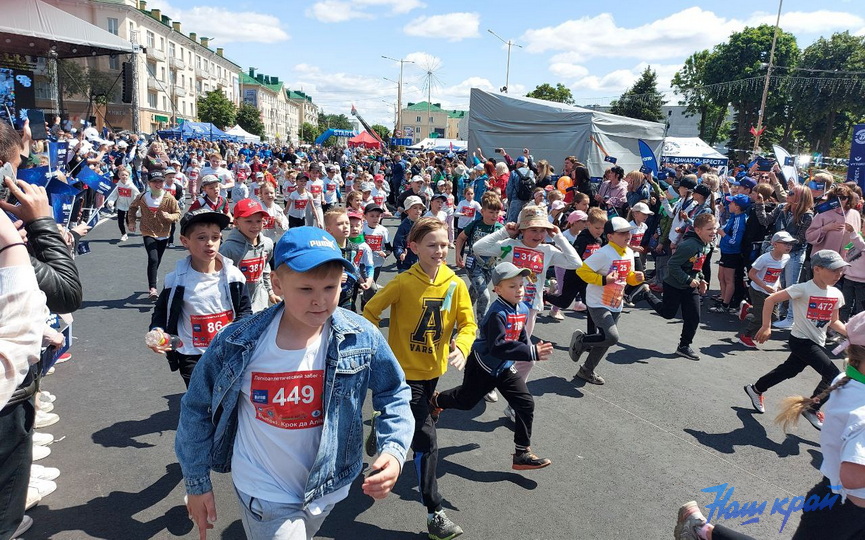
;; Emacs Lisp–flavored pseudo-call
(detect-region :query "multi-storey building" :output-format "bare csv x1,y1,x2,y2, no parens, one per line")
38,0,242,134
240,69,300,144
398,101,467,144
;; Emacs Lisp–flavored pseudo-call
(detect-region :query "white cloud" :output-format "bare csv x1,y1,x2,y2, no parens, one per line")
746,11,865,34
569,63,682,97
521,7,862,62
549,62,589,79
402,52,443,71
403,13,480,41
306,0,425,23
144,0,289,43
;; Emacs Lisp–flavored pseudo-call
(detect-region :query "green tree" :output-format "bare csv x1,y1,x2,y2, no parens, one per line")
57,59,120,105
235,102,265,138
196,90,236,129
317,113,353,131
610,67,665,122
299,122,321,143
371,124,391,142
526,83,575,105
790,32,865,153
671,50,728,145
702,25,799,156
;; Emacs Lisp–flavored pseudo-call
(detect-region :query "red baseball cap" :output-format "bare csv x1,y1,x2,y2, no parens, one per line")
347,210,364,221
233,198,268,219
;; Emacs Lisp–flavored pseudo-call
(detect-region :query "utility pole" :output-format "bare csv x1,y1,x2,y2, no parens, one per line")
753,0,783,153
130,29,140,133
381,56,414,135
488,29,522,93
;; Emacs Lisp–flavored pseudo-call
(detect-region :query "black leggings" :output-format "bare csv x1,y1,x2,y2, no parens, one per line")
754,335,840,410
407,379,443,513
644,282,701,348
143,236,169,290
117,209,127,235
436,354,534,449
545,272,592,333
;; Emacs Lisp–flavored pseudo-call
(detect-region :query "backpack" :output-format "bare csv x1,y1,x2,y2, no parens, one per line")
514,168,536,201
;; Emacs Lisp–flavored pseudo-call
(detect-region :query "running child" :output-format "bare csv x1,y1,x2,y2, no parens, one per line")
105,167,139,242
425,194,448,224
187,175,231,221
176,226,414,540
364,217,477,540
287,173,319,229
431,262,554,470
393,195,425,273
219,199,277,313
634,213,716,360
149,210,251,387
361,203,390,309
677,311,865,540
455,192,504,319
745,250,849,430
548,209,589,319
737,231,795,348
569,216,645,385
258,183,288,246
454,187,481,237
546,207,607,320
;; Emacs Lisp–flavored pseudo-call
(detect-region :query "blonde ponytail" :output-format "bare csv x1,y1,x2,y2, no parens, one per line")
774,345,865,432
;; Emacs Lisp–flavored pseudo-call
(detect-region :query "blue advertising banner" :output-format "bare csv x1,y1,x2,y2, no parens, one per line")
847,124,865,190
49,141,68,172
76,167,116,197
638,139,659,176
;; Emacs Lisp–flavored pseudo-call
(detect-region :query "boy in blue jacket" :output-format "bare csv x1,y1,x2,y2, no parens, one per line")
175,227,414,540
431,262,554,470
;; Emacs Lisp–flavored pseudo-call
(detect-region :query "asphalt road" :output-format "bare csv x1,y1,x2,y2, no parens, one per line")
25,214,830,540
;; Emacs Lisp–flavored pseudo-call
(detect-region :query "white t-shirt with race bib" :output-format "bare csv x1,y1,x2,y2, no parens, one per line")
788,280,844,346
232,312,350,510
750,252,790,293
583,244,635,313
176,268,234,355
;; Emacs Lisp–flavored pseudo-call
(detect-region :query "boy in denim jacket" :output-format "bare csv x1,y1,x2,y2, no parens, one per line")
176,226,414,540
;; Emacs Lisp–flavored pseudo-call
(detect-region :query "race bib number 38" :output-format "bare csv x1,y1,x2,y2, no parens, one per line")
190,309,233,348
250,371,324,430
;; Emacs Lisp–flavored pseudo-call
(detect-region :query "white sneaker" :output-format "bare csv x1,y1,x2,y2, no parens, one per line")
484,390,499,403
25,486,41,510
120,234,128,241
773,318,794,330
573,301,588,312
32,444,51,461
31,464,60,481
33,432,54,446
28,478,57,498
39,391,56,404
45,366,55,376
504,405,516,422
12,515,33,538
35,410,59,429
37,400,54,413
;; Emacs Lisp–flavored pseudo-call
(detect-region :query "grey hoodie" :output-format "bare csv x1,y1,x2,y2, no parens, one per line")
219,228,274,313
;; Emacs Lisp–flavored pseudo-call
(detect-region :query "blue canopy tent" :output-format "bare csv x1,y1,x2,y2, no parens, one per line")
314,129,356,146
158,121,238,141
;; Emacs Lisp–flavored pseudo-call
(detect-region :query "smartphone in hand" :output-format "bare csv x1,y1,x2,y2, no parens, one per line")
27,110,48,140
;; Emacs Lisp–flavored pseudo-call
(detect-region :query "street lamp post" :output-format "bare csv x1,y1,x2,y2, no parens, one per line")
381,56,414,136
488,29,522,93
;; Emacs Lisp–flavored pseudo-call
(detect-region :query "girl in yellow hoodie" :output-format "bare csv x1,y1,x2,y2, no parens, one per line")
364,217,476,540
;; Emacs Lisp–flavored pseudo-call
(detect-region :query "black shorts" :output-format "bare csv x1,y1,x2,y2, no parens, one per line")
718,252,744,268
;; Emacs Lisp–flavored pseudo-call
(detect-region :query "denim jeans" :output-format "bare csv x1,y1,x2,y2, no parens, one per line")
235,487,334,540
468,266,493,319
779,248,805,320
0,398,34,539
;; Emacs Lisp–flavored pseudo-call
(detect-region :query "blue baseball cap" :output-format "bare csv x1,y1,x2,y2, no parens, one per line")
730,194,751,209
273,227,355,275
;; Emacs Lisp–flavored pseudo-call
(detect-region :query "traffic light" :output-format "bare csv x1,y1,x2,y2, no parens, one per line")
121,62,133,104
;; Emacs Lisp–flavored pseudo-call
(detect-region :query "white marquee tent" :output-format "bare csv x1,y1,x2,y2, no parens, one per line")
661,137,728,168
468,89,665,178
226,125,261,144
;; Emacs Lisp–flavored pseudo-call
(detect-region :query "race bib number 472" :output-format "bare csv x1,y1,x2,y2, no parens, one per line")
806,296,837,325
250,371,324,430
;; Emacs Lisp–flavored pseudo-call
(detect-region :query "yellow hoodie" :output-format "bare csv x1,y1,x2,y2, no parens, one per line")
364,263,477,381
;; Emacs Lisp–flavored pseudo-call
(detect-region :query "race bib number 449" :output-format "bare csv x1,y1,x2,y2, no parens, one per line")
250,371,324,430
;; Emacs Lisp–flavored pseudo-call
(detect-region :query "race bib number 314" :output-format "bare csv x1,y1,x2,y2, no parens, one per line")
250,371,324,430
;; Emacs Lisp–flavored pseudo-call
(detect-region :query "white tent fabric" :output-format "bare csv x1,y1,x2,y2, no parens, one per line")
226,125,261,144
408,138,468,152
0,0,134,59
468,89,665,178
662,137,728,167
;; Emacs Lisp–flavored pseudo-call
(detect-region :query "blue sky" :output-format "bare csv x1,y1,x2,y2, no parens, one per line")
148,0,865,128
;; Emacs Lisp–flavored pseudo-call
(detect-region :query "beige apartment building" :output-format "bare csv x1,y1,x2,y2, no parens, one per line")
398,101,467,144
240,69,301,144
38,0,242,134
